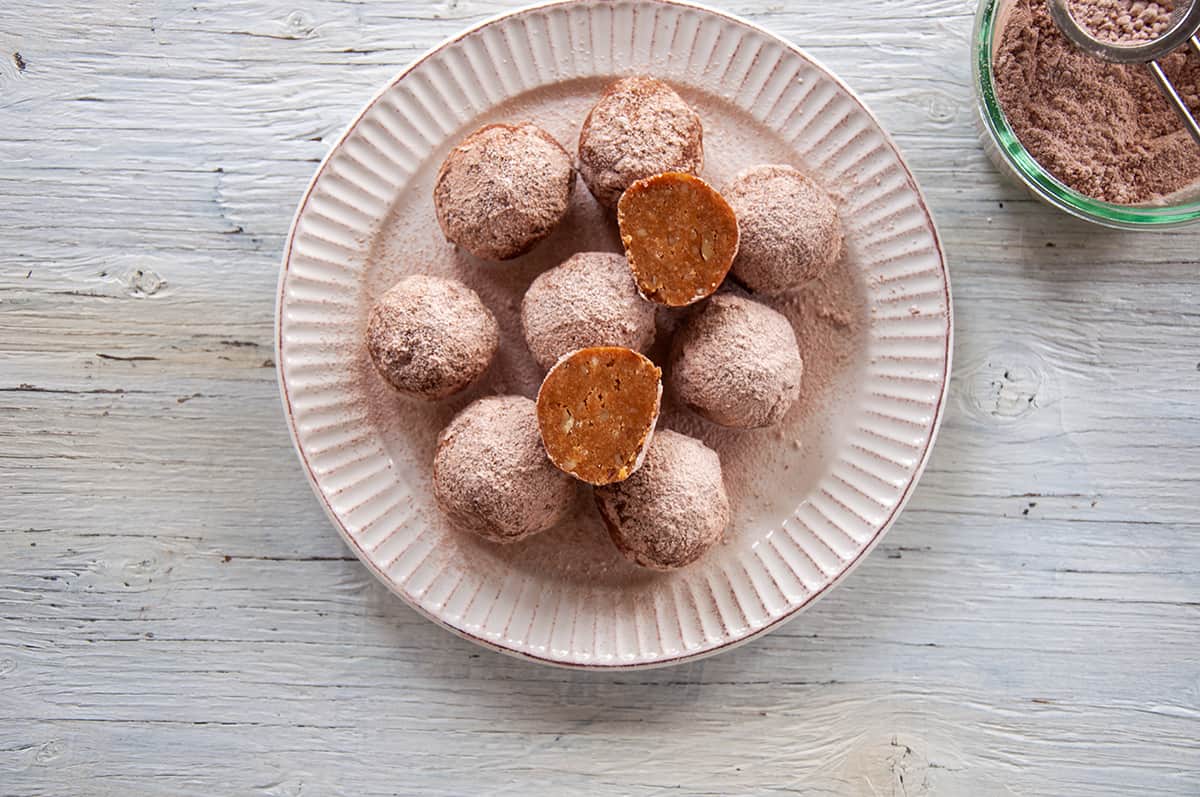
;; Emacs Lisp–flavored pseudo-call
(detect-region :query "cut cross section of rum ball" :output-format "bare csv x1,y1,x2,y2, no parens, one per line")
365,274,499,400
594,429,730,571
577,76,704,209
433,395,577,543
617,172,739,307
521,251,657,371
433,122,574,261
536,346,662,486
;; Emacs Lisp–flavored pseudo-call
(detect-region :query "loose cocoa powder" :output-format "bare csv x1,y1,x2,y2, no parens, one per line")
993,0,1200,204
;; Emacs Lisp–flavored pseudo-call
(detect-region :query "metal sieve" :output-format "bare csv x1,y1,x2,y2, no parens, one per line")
1046,0,1200,144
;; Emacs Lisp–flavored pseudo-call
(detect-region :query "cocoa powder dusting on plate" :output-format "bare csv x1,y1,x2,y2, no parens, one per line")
993,0,1200,204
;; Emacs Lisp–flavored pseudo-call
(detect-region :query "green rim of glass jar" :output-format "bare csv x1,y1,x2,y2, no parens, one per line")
973,0,1200,229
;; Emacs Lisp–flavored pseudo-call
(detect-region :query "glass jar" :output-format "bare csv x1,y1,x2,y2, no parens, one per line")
973,0,1200,229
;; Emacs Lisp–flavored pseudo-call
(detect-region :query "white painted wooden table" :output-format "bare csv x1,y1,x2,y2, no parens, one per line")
2,1,1197,794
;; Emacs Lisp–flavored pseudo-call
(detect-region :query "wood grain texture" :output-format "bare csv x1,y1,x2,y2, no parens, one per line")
0,0,1196,794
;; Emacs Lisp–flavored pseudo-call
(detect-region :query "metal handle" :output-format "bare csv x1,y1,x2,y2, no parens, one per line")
1148,54,1200,147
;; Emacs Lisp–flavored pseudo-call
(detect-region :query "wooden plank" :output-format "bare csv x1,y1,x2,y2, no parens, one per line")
1,0,1197,794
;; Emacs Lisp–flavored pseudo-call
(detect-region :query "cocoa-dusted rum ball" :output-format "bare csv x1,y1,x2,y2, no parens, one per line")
670,293,803,429
434,122,574,260
723,164,842,294
521,251,656,371
594,429,729,570
433,396,577,543
366,275,498,400
578,76,703,210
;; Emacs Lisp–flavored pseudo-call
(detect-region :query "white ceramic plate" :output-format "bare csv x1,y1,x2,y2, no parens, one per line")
277,0,952,668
